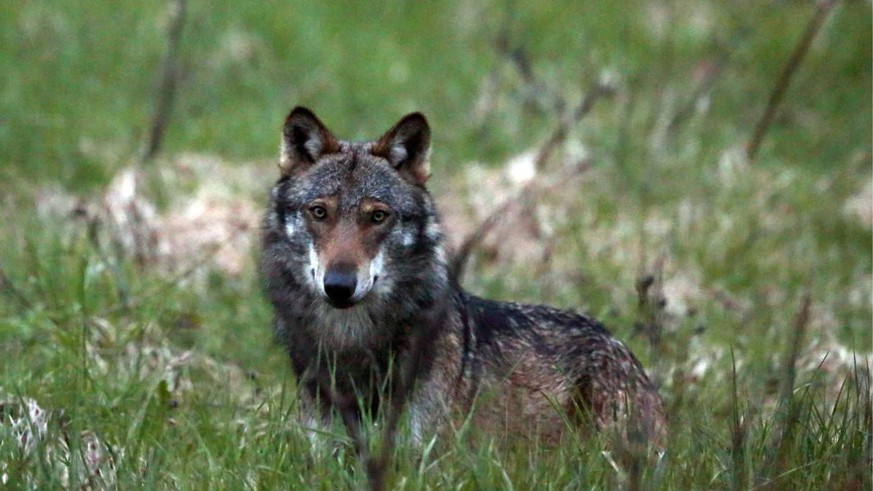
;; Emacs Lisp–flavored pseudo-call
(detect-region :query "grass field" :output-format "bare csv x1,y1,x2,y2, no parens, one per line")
1,1,870,489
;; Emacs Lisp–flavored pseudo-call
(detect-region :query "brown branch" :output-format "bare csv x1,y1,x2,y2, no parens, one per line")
450,81,613,283
449,159,591,283
729,348,749,491
778,291,812,408
746,0,840,161
495,31,566,115
755,290,813,490
140,0,188,165
534,81,615,171
666,57,728,134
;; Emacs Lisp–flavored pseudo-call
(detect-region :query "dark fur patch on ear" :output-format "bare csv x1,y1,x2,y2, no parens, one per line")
279,107,340,175
373,113,431,186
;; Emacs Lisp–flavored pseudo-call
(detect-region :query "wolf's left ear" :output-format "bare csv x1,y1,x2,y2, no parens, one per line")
280,107,340,175
372,113,431,186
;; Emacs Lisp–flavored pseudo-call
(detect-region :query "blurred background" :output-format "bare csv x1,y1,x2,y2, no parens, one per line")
0,0,870,488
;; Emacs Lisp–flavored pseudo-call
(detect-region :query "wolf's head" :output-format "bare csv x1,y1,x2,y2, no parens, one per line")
263,107,446,331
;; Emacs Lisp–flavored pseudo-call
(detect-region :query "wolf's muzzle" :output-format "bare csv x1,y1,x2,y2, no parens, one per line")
323,265,357,309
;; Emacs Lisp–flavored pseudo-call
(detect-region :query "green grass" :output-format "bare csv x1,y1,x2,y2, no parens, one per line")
1,0,870,489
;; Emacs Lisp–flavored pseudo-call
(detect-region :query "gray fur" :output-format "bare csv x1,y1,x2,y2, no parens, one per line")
261,107,665,447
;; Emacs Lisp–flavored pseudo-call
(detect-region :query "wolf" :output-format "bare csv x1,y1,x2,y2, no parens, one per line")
261,107,665,447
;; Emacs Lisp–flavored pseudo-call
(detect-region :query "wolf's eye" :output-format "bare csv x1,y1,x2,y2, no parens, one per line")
370,210,389,224
309,205,328,220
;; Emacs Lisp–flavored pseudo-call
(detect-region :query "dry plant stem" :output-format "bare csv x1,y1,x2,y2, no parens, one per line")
495,31,566,115
729,348,748,491
455,28,615,282
533,82,616,172
746,0,840,161
141,0,187,165
755,291,812,489
451,81,612,282
778,291,812,409
449,160,590,282
666,56,728,134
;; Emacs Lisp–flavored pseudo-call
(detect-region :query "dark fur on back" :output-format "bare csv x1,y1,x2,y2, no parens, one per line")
261,107,665,446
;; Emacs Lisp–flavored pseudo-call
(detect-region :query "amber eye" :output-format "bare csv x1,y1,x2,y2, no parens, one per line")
371,210,389,224
309,205,328,220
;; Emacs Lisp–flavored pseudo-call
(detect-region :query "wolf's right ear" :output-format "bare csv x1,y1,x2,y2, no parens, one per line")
279,107,340,175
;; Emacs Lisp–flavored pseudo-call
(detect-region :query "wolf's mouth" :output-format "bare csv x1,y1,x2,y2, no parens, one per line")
326,298,356,310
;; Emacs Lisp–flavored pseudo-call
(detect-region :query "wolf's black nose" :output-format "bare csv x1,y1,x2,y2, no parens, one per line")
323,269,357,307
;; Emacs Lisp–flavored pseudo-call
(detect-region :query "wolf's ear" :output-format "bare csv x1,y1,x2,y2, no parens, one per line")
280,107,340,175
372,113,431,186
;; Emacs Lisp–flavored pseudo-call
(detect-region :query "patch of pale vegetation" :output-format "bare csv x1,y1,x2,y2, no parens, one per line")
0,395,115,487
34,154,265,279
843,175,872,229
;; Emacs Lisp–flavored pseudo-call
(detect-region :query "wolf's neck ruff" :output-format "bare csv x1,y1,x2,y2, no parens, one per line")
261,107,665,448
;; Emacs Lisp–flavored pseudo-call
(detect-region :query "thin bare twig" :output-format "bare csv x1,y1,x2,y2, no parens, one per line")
778,291,813,408
140,0,188,165
746,0,840,161
533,82,616,172
729,348,749,491
495,34,566,116
450,81,613,282
755,290,812,489
666,56,728,134
449,159,591,283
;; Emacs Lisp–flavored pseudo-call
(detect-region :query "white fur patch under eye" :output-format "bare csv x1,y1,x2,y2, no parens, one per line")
401,231,415,247
369,249,396,297
369,250,385,279
285,219,296,237
307,243,322,291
